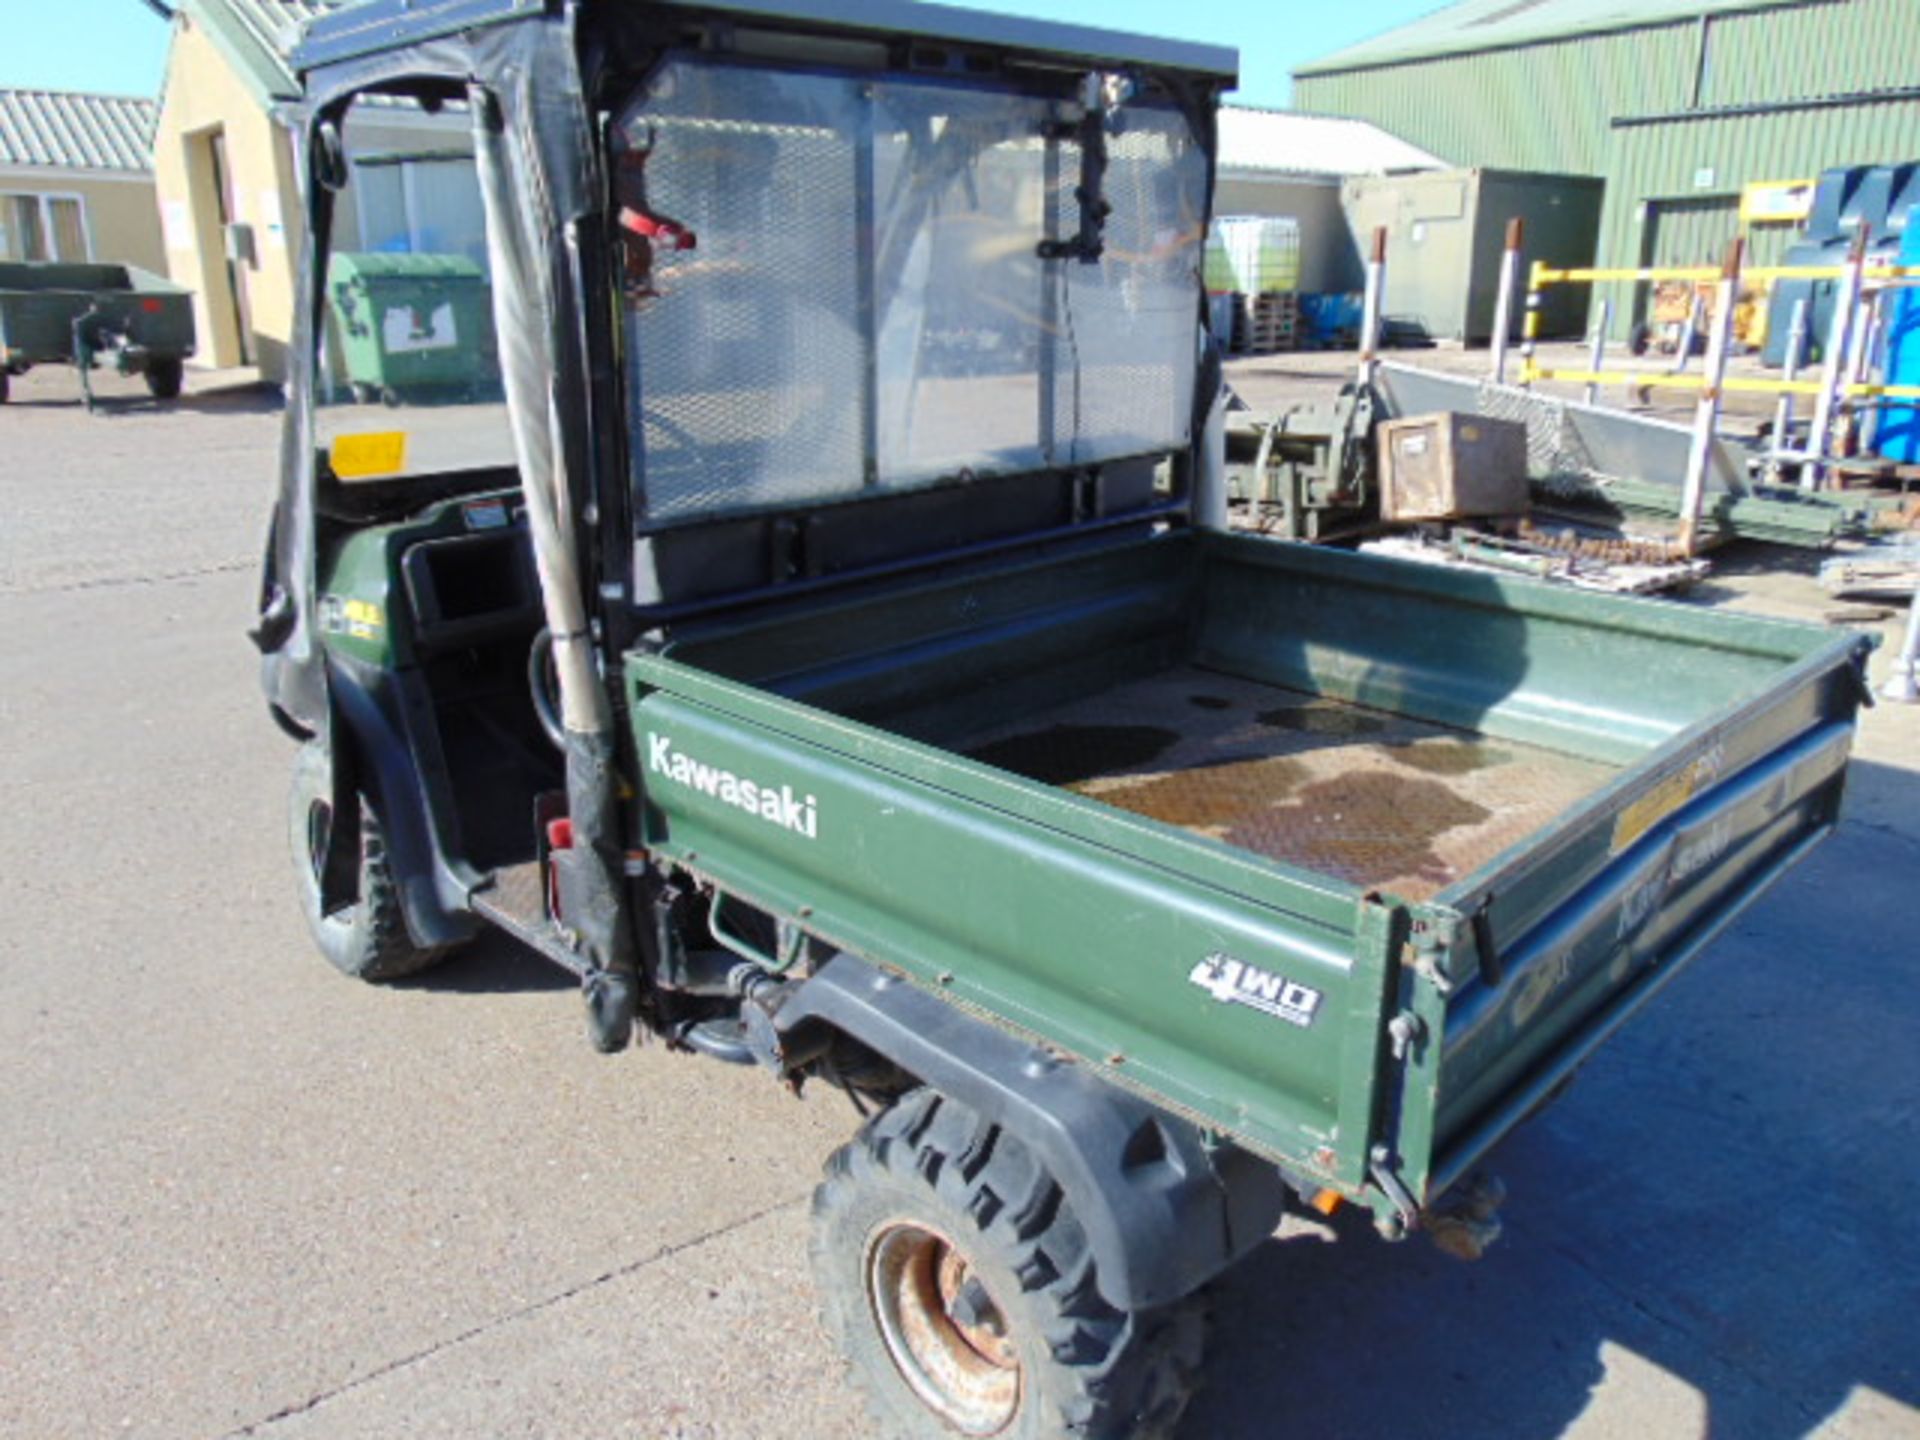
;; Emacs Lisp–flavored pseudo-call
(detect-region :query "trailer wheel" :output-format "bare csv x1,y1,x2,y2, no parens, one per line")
288,742,453,982
813,1088,1205,1440
145,358,184,400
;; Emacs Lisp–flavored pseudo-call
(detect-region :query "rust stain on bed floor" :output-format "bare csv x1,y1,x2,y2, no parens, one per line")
966,724,1175,787
953,666,1618,900
1386,737,1514,777
1257,701,1388,737
1241,772,1492,892
1080,755,1311,831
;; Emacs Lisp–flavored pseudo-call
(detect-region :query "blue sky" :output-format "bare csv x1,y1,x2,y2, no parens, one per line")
0,0,1443,108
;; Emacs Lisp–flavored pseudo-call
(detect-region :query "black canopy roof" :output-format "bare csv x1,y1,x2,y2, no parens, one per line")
295,0,1237,85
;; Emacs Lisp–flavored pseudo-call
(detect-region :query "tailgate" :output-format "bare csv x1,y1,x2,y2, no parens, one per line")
1403,635,1872,1205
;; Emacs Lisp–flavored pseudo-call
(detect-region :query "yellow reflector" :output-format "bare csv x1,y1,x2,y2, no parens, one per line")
331,431,408,479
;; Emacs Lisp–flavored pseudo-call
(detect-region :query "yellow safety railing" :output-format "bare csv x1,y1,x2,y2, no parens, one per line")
1515,363,1920,401
1531,263,1920,285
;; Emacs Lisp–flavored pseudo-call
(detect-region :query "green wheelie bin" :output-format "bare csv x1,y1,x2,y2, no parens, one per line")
324,252,499,406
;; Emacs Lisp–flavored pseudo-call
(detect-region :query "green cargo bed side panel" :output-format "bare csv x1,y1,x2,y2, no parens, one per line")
627,655,1402,1189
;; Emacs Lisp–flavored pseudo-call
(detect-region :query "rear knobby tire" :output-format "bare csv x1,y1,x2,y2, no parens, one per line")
145,358,184,400
288,741,452,982
812,1088,1207,1440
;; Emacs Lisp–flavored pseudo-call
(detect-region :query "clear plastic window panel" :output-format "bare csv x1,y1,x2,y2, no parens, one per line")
1052,109,1207,466
871,85,1052,486
623,65,867,522
621,68,1205,523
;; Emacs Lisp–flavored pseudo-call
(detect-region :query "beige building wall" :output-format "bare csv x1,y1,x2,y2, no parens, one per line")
153,14,304,379
0,170,165,272
1214,174,1358,294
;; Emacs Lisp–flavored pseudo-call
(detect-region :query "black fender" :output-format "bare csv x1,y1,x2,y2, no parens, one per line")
324,653,482,950
774,955,1289,1311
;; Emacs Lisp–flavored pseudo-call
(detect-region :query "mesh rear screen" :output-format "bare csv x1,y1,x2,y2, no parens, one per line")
620,61,1203,527
623,68,867,522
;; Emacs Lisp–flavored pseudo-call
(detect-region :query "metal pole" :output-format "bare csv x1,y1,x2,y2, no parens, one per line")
1519,260,1543,390
1359,225,1386,388
1889,579,1920,706
1678,237,1742,557
1847,290,1877,385
1584,298,1612,406
1805,228,1869,491
1771,297,1808,479
1854,292,1885,457
1490,217,1522,385
1885,585,1920,703
1666,291,1704,375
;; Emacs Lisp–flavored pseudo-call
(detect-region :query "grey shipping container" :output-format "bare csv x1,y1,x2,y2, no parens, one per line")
1340,168,1605,344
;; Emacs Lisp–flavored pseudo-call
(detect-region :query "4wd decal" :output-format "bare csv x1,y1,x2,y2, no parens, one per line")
647,733,818,840
1188,953,1324,1028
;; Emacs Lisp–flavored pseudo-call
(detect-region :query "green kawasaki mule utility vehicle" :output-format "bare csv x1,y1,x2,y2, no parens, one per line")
256,2,1874,1435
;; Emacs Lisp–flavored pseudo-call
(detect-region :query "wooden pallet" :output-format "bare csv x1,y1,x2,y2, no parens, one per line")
1230,292,1300,355
1832,457,1920,492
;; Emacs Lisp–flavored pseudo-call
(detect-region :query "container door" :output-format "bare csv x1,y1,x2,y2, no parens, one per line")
1634,194,1738,333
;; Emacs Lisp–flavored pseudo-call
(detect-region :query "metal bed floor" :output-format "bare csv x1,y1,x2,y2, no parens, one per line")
961,665,1619,901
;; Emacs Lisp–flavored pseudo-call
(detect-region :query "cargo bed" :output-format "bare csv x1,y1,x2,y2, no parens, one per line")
626,529,1870,1216
956,667,1618,902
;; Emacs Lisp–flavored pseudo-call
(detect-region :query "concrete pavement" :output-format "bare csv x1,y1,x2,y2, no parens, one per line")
1,361,1915,1439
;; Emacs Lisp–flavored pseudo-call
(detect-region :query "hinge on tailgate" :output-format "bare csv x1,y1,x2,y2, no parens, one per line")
1367,1145,1421,1240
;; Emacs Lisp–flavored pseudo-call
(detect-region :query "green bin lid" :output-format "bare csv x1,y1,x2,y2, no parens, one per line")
328,251,487,285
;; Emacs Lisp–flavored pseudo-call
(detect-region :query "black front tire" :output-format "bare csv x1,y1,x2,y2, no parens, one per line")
0,369,10,404
145,358,184,400
812,1088,1206,1440
288,742,453,982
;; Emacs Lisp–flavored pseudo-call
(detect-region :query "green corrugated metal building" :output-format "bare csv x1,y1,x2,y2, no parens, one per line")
1294,0,1920,335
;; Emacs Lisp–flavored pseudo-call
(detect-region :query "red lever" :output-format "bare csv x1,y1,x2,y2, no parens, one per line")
619,205,696,253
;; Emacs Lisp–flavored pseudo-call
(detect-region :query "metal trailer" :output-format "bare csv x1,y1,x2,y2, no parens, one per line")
0,261,196,408
1370,360,1870,549
256,4,1877,1435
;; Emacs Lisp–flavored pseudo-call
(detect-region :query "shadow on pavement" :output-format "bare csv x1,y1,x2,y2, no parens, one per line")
1186,760,1919,1439
398,930,574,995
172,384,284,416
1,381,281,417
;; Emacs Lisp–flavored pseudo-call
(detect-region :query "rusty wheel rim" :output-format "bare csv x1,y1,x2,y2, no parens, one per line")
866,1221,1021,1434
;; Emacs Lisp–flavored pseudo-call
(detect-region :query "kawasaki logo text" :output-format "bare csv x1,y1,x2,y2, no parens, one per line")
647,733,818,840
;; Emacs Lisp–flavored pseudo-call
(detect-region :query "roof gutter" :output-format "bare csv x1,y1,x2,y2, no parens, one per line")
1217,166,1344,184
1292,0,1832,82
1613,84,1920,127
